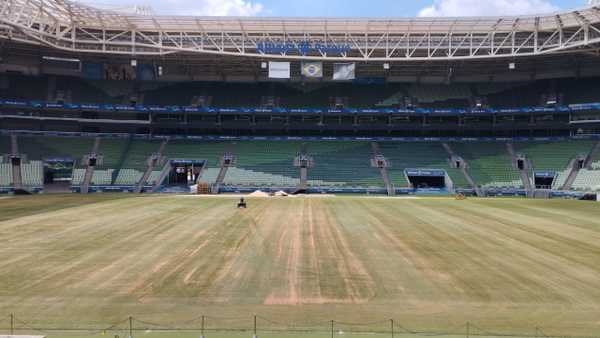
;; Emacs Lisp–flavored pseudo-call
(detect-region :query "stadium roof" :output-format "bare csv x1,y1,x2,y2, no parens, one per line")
2,0,600,61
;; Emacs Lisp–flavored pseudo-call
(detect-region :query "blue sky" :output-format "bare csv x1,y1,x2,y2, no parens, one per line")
84,0,591,17
260,0,584,17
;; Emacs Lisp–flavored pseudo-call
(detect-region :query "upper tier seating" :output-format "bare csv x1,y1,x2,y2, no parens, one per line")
450,142,522,189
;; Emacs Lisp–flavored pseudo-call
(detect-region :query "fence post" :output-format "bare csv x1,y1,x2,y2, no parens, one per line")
10,313,14,335
331,320,334,338
201,315,205,338
391,319,394,338
535,326,539,338
253,315,257,338
129,316,133,338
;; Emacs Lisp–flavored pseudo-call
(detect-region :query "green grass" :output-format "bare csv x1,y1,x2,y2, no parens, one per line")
0,195,600,338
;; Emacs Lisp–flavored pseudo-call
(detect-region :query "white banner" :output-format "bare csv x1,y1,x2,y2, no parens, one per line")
333,63,355,80
268,61,290,79
301,62,323,78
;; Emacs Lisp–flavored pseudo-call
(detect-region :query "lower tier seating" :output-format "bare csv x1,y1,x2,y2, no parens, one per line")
114,169,144,185
307,142,384,187
0,163,12,187
515,141,595,172
378,142,466,188
21,161,43,187
572,170,600,191
450,142,522,189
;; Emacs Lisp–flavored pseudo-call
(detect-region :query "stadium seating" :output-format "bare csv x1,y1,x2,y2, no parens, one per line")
0,163,13,187
21,160,43,187
198,168,220,184
17,135,94,162
572,169,600,191
5,134,600,193
377,142,468,188
146,170,162,186
114,169,144,186
110,139,163,185
71,169,85,185
70,168,113,186
230,141,301,186
552,169,571,190
449,142,522,189
306,142,383,187
514,140,595,172
164,141,229,168
90,170,114,186
221,167,301,187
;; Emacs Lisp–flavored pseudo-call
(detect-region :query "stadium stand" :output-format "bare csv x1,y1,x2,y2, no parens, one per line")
514,140,595,189
377,142,468,189
113,139,163,185
164,141,228,167
224,141,301,187
20,160,43,187
0,162,12,187
572,169,600,191
515,140,595,187
307,142,383,187
161,140,229,185
71,168,85,186
450,142,522,189
17,135,94,162
514,141,595,171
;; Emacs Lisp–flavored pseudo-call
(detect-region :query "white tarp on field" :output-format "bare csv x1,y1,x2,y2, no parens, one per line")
268,61,291,79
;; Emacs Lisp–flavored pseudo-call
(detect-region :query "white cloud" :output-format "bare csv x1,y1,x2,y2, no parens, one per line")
418,0,560,17
80,0,264,16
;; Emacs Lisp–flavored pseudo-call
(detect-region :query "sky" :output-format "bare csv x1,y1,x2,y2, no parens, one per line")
81,0,591,17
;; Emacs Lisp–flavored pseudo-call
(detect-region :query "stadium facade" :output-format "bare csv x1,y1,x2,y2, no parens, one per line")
0,0,600,198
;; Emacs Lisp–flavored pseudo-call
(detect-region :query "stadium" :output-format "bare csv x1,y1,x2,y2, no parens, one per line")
1,0,600,337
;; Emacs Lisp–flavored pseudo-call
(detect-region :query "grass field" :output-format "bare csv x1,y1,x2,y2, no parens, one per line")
1,194,600,338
